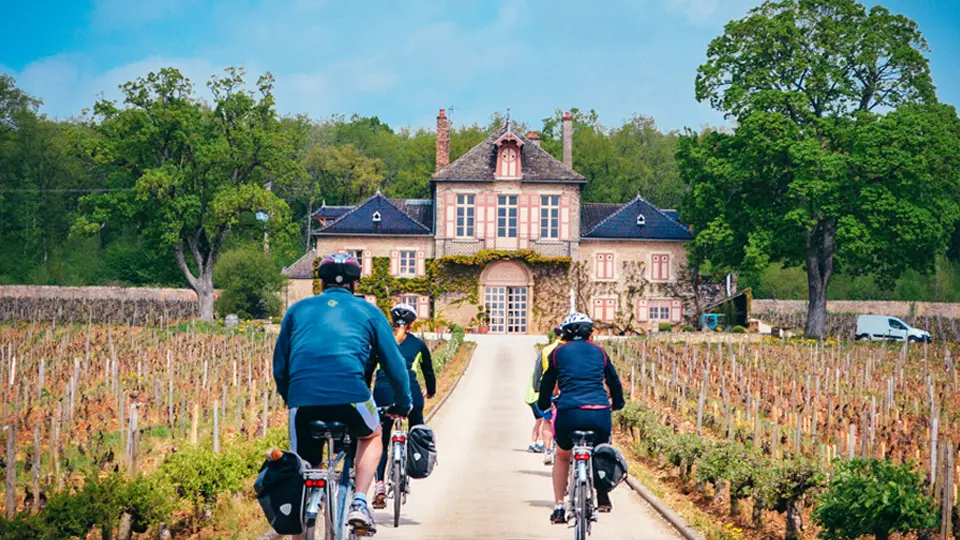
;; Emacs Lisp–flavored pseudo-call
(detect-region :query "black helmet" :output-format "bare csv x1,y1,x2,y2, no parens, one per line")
317,253,362,285
390,303,418,326
560,312,594,341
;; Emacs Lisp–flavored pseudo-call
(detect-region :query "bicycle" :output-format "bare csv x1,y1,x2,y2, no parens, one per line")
566,430,597,540
300,420,371,540
379,407,409,528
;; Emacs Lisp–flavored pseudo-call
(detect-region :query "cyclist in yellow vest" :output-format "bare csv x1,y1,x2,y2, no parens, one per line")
525,325,563,464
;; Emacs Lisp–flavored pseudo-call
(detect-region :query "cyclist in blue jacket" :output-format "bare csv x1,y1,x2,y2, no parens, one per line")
371,303,435,509
273,253,412,535
537,312,625,524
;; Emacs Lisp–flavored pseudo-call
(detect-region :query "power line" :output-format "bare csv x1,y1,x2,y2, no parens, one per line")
0,188,134,193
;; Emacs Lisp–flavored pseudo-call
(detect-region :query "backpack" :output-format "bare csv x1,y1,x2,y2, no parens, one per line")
254,451,306,535
592,444,628,493
406,425,438,479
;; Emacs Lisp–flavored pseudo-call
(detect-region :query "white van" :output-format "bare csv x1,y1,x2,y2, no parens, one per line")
855,315,931,343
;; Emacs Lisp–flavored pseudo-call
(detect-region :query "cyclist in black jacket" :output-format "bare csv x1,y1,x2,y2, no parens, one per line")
538,312,625,524
369,303,436,509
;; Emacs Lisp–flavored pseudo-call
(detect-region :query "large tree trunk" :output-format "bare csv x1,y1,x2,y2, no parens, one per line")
804,219,836,339
173,229,224,321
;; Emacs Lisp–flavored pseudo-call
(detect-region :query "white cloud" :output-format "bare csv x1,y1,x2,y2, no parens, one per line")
665,0,721,24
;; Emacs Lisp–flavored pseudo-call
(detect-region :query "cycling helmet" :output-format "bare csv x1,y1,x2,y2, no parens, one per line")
560,312,594,341
390,303,418,326
316,253,362,285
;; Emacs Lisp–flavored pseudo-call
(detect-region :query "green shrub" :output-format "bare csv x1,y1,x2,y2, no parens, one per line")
213,248,286,319
123,474,176,533
758,457,823,540
658,322,673,332
159,445,247,509
42,488,95,538
730,325,747,333
664,433,704,485
0,513,51,539
814,459,938,540
681,324,695,332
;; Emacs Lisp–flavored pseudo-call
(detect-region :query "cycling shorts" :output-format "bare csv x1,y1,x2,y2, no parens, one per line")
553,407,612,451
529,403,543,420
289,397,380,467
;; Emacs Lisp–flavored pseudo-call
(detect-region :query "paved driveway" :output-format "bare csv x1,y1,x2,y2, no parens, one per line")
371,334,681,539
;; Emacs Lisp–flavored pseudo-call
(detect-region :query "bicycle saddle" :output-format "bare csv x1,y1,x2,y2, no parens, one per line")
308,420,348,441
570,430,596,444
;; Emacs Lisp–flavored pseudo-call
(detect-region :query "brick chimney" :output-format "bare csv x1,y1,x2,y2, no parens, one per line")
526,131,541,147
562,112,573,168
436,109,450,172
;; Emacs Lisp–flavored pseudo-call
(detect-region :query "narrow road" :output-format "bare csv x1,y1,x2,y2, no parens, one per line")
371,334,681,540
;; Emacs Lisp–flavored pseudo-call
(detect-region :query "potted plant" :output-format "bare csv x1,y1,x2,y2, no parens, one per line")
475,306,490,334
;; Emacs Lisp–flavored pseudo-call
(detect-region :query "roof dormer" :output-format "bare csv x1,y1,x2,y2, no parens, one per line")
494,131,524,179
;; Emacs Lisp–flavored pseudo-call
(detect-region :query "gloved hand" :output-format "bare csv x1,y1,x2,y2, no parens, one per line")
385,403,412,418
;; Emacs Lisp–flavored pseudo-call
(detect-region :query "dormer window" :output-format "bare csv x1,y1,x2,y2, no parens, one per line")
494,131,524,179
637,214,646,227
372,211,382,223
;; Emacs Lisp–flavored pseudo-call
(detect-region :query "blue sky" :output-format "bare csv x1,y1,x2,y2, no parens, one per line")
2,0,958,132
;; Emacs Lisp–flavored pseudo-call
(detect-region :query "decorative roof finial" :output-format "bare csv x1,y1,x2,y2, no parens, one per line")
505,106,511,130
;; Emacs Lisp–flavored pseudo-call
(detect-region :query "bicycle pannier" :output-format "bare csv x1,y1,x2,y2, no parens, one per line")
592,443,628,492
406,424,438,479
255,450,306,535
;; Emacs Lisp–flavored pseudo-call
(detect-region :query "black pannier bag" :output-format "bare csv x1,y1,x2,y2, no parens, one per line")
406,424,438,479
255,450,306,535
592,443,628,492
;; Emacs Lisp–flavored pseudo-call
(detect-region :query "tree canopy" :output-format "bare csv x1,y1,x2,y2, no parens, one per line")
71,67,301,319
680,0,960,337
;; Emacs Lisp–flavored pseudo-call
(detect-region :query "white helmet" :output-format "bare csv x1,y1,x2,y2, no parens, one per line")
560,312,594,340
390,303,418,326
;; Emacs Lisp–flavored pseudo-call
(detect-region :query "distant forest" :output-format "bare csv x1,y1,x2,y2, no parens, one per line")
1,72,958,302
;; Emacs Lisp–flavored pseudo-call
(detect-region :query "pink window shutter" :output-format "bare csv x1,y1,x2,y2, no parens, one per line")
389,251,399,276
559,194,571,240
531,195,540,241
671,300,682,323
595,253,604,279
637,299,649,322
417,296,430,319
363,251,373,277
651,255,661,281
444,192,456,239
592,298,603,320
663,254,671,281
416,250,426,276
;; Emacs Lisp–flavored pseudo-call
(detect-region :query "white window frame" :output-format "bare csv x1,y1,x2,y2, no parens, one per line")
456,194,475,238
497,195,518,238
398,294,419,308
398,250,417,277
540,195,560,239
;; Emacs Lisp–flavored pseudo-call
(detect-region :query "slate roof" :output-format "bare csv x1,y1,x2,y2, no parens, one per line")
581,203,624,234
390,199,434,232
581,196,693,241
433,124,585,183
282,249,316,279
316,193,432,236
661,209,681,223
312,205,352,220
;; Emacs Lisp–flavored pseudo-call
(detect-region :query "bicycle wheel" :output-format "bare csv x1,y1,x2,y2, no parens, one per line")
392,457,402,528
575,481,588,540
323,484,336,540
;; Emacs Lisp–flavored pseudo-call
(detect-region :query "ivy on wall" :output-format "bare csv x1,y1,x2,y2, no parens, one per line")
309,250,655,335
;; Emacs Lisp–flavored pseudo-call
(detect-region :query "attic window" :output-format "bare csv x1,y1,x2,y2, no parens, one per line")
494,132,524,179
637,214,646,227
372,211,382,223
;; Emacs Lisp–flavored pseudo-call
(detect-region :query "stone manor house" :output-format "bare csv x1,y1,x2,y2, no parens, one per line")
282,109,692,334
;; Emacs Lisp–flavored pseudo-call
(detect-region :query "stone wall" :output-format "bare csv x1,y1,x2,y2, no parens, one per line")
753,299,960,319
0,285,205,324
281,279,315,312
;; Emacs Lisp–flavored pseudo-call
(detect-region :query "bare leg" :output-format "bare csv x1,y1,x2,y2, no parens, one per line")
552,448,572,505
354,427,383,498
531,418,543,443
541,421,554,449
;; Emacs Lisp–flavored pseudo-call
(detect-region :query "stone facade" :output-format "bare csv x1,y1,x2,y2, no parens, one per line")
284,110,694,334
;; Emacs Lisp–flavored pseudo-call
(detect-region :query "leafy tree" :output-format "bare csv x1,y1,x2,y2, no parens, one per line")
814,459,937,540
72,67,300,319
213,247,286,319
683,0,960,338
